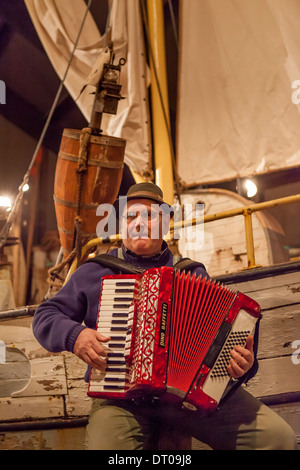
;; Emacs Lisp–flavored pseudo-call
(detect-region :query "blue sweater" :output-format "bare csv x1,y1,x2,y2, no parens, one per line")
33,242,208,356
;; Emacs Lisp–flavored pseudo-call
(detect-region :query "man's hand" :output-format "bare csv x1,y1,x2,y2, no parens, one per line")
227,335,255,379
73,328,110,371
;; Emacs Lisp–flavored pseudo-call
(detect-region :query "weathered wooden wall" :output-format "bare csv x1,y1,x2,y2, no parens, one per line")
217,262,300,450
0,262,299,450
218,266,300,399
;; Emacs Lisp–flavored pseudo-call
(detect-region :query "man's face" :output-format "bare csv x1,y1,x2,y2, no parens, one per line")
121,199,170,257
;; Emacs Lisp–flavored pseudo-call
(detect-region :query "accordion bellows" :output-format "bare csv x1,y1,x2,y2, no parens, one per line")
88,267,261,413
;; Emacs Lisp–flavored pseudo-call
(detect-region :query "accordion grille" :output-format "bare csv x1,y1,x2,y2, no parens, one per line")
167,271,236,393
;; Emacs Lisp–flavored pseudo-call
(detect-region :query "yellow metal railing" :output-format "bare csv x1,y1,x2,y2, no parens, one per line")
64,193,300,283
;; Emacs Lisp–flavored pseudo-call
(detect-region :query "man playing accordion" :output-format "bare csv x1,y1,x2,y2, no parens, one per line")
33,182,296,450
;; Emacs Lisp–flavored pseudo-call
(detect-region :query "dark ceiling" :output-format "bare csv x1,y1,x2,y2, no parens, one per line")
0,0,87,153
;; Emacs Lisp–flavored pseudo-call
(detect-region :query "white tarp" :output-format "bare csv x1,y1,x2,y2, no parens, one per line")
24,0,152,177
177,0,300,186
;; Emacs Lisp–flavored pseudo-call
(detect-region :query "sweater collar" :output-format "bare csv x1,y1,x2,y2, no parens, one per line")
121,241,172,268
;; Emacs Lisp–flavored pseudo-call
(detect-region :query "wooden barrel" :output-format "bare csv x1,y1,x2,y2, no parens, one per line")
54,128,126,256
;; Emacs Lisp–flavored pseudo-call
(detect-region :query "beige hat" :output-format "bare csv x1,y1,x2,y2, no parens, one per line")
114,182,174,218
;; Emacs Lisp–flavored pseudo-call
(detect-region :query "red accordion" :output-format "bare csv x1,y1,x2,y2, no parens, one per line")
88,266,261,413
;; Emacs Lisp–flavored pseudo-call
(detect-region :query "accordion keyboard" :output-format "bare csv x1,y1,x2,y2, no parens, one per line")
88,278,136,394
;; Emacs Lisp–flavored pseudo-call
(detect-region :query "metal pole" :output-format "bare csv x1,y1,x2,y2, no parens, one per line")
146,0,174,205
243,209,259,268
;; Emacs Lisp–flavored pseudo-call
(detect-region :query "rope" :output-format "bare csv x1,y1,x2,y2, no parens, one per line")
74,216,83,266
78,127,93,171
47,248,77,290
71,127,93,265
167,0,178,50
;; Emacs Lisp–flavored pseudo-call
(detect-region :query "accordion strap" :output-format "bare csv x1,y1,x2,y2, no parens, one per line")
85,248,206,275
173,257,206,273
85,253,145,274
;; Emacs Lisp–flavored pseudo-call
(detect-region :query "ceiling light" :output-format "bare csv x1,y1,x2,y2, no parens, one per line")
245,179,257,198
0,196,12,210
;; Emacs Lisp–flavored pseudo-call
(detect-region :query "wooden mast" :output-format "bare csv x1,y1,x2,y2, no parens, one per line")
146,0,174,206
